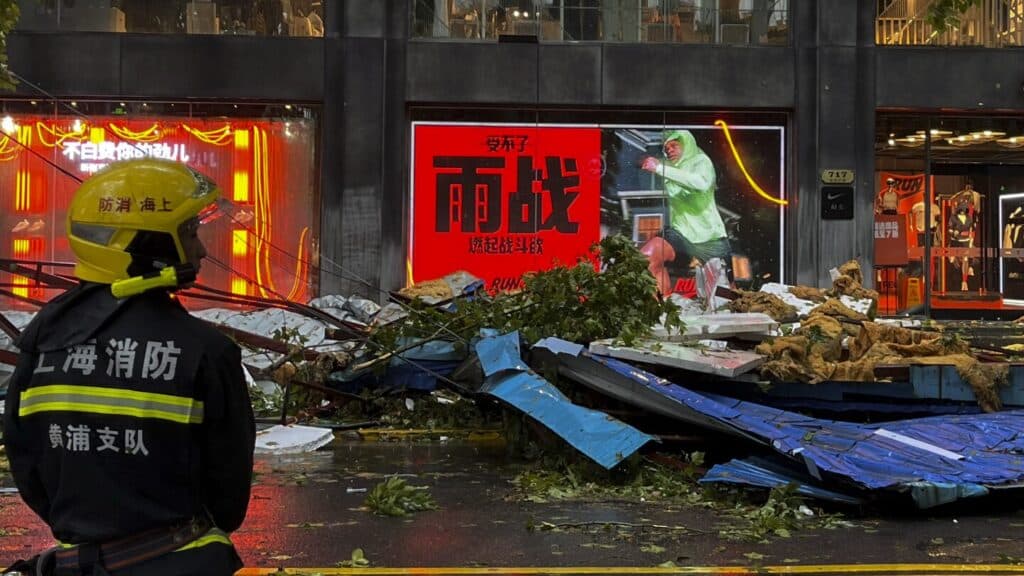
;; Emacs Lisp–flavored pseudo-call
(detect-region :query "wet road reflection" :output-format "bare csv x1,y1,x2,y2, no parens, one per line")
0,439,1022,571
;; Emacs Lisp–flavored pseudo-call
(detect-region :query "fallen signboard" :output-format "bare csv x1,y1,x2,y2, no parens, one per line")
589,339,764,378
651,312,777,342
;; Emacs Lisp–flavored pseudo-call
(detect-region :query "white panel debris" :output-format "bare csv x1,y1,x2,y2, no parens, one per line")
589,339,764,378
653,312,778,342
307,295,355,324
192,308,328,347
255,425,335,454
343,296,381,324
0,311,36,353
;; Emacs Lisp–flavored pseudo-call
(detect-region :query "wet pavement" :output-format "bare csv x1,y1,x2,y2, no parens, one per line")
1,437,1023,572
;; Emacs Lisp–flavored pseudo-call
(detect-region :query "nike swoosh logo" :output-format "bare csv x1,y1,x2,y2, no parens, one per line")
826,193,845,201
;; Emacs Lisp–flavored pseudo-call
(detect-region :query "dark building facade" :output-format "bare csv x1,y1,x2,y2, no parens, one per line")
4,0,1024,317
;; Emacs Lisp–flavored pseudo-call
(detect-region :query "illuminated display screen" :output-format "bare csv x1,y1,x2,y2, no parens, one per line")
0,114,318,306
410,122,786,293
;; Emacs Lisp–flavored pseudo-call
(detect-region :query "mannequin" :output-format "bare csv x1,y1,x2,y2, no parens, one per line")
947,183,982,291
911,198,940,246
876,177,899,215
1004,205,1024,255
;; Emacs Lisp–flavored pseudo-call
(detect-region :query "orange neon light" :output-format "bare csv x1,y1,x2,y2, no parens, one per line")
234,129,249,150
14,170,29,212
286,227,310,302
12,276,28,298
108,123,160,142
12,239,29,256
36,121,88,149
17,125,32,146
714,119,788,206
0,135,19,161
252,127,279,297
232,230,249,257
230,277,249,296
233,171,250,203
183,124,232,146
253,128,267,296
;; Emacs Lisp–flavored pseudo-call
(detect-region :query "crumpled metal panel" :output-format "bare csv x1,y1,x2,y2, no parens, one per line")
192,307,327,347
477,332,655,470
0,311,36,354
535,338,1024,506
699,457,863,505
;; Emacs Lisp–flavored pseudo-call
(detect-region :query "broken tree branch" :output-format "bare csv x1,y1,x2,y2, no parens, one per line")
539,521,706,534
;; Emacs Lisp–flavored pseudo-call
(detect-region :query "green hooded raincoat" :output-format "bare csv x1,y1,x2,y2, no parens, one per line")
657,130,727,245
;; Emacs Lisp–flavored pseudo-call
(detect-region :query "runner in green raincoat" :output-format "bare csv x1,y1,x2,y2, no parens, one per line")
640,129,731,265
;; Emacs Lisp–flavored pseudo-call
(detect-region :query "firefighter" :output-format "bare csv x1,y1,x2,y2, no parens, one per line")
3,158,255,575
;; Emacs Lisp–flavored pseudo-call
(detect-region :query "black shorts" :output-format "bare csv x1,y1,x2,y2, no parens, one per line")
659,228,732,265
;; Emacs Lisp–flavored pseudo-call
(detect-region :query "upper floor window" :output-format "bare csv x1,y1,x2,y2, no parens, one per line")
412,0,789,45
16,0,325,36
877,0,1024,46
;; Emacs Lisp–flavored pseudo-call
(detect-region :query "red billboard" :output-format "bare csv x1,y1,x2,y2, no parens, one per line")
411,125,602,291
411,121,786,295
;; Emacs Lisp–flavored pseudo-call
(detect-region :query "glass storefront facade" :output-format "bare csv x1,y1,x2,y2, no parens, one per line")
875,113,1024,318
408,110,788,294
876,0,1024,47
16,0,324,36
0,100,320,309
412,0,789,45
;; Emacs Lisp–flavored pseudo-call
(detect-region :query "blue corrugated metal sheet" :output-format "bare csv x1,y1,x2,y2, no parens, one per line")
537,338,1024,507
700,457,863,505
477,332,655,469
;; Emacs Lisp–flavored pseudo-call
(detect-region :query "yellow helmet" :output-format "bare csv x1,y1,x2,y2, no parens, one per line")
67,158,221,284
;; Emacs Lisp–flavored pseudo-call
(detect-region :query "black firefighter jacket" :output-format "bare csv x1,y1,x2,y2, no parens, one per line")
3,283,255,552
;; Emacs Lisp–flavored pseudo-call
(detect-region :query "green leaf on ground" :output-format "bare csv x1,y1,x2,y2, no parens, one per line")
640,544,666,554
364,477,438,517
335,548,371,568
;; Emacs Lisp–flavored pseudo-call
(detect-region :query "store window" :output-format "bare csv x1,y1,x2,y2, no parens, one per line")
16,1,325,36
876,114,1024,318
412,0,789,45
408,111,787,295
876,0,1024,47
0,100,319,309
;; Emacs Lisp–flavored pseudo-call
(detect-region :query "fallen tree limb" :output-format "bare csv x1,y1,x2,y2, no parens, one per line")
538,521,706,534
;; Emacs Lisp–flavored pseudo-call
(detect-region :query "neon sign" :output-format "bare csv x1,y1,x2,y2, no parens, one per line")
62,141,192,173
0,115,317,307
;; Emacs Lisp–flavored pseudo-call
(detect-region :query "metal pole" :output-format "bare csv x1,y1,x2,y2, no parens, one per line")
715,0,721,42
560,0,565,40
924,119,933,317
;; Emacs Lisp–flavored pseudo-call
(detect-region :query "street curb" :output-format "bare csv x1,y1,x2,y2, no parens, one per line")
235,564,1024,575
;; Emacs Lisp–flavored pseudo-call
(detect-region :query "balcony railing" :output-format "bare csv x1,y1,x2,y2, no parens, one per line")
876,0,1024,47
16,0,324,36
412,0,789,45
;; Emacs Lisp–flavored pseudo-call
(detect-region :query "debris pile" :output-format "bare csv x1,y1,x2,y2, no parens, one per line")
745,262,1009,412
3,243,1024,512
